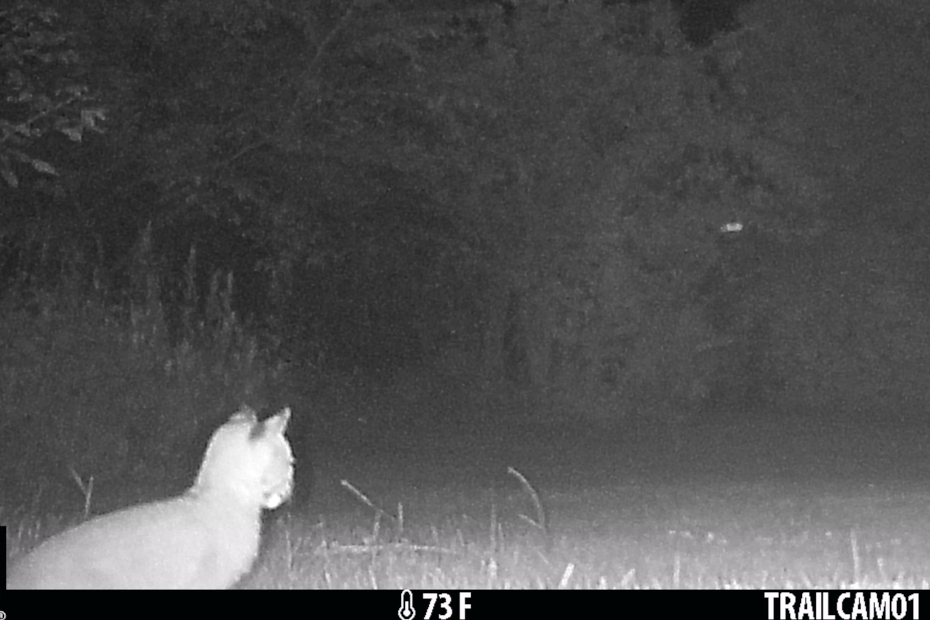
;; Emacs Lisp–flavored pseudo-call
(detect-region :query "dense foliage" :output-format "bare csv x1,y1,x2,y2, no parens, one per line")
2,0,929,431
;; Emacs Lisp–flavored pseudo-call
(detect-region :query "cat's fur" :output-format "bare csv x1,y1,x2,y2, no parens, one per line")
8,407,294,589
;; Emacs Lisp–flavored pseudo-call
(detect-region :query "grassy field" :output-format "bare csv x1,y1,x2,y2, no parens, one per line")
243,413,930,589
7,411,930,589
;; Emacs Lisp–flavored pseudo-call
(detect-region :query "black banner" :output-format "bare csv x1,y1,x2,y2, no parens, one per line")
0,590,923,619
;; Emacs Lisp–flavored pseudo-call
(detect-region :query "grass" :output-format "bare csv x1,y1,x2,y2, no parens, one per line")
3,273,929,589
12,411,926,590
239,466,930,589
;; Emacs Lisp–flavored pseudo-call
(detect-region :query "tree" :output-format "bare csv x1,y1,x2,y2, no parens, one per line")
0,2,105,190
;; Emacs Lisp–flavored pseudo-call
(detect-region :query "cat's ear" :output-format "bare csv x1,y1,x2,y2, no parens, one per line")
231,405,259,425
264,407,291,434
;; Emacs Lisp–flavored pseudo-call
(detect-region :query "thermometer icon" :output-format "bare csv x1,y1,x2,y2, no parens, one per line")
398,589,416,620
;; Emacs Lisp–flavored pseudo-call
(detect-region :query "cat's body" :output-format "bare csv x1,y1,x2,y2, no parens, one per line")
8,406,294,590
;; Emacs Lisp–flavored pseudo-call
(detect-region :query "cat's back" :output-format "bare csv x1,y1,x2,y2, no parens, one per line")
8,493,261,589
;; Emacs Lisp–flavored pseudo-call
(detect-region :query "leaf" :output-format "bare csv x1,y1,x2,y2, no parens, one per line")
60,124,84,142
1,165,19,188
81,107,108,132
31,158,57,175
